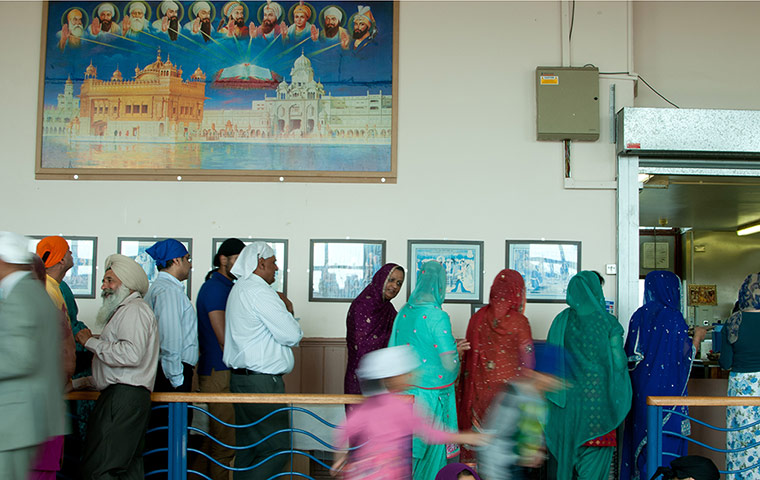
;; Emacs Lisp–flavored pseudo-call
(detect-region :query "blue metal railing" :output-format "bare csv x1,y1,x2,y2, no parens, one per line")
646,396,760,479
64,392,366,480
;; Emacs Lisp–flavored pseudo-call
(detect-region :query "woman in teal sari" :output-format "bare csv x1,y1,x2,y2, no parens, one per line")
545,271,632,480
389,260,460,480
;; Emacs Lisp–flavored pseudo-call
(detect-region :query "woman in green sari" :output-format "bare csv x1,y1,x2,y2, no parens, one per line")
545,271,632,480
389,260,460,480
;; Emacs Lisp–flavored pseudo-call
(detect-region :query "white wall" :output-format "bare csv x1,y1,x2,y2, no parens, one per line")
1,1,638,339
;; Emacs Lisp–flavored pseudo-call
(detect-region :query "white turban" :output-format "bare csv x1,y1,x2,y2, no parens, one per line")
105,254,150,296
0,232,32,264
263,1,281,19
356,5,373,23
231,241,275,280
161,1,179,15
192,1,210,16
98,3,116,16
129,2,146,14
323,6,342,22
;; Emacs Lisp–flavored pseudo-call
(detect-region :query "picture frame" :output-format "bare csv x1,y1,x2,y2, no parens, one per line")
687,284,718,306
505,240,581,303
27,235,98,298
407,240,484,304
36,1,398,183
211,238,288,294
117,237,193,297
309,239,385,302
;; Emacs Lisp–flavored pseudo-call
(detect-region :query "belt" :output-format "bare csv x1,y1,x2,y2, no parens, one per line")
231,368,281,376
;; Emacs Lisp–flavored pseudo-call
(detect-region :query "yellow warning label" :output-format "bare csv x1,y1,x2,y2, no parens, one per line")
540,75,559,85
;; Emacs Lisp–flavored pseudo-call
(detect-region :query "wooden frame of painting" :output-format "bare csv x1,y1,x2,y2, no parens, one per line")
36,1,398,183
27,235,98,298
309,239,385,302
117,236,193,297
505,240,581,303
407,240,484,304
211,237,288,294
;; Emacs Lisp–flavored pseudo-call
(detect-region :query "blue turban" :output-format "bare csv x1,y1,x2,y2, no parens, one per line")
146,239,188,268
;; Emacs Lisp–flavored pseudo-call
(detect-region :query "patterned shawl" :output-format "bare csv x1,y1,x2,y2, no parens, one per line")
725,273,760,344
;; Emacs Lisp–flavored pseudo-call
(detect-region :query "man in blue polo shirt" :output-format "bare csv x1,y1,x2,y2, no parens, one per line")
196,238,245,480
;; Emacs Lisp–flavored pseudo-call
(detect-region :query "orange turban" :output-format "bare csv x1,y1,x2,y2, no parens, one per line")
294,4,310,20
36,236,69,268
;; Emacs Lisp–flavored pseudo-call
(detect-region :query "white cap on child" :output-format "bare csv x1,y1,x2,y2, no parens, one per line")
357,345,420,381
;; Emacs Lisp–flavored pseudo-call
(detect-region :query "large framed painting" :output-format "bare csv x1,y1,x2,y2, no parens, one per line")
506,240,581,303
36,1,398,183
117,236,193,296
211,237,288,293
309,239,385,302
27,235,98,298
407,240,484,304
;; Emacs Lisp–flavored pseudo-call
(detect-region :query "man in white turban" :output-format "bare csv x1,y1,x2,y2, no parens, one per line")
76,254,160,479
251,1,284,40
89,2,122,36
153,0,181,40
223,242,302,479
122,1,150,36
185,1,214,41
320,5,349,48
0,232,66,479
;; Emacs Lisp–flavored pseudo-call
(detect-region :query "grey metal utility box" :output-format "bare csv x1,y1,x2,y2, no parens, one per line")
536,66,599,141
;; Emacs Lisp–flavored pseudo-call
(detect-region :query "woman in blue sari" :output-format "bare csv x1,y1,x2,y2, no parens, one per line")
621,271,704,480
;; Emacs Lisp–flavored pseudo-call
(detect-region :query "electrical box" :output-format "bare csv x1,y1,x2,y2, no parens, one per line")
536,66,600,141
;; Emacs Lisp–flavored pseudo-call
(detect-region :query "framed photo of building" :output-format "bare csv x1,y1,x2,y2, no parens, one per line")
117,237,193,297
407,240,484,304
211,237,288,294
36,1,398,183
506,240,581,303
27,235,98,298
687,284,718,306
309,239,385,302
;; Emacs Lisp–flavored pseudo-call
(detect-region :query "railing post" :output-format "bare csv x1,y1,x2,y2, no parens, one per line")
647,403,662,478
167,402,188,480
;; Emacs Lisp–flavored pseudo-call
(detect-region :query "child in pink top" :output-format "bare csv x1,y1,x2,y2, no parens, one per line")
332,346,484,479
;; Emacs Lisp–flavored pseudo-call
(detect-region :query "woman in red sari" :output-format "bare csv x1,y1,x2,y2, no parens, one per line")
457,269,535,462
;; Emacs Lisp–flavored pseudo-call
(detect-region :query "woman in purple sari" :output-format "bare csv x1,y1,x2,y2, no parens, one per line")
344,263,405,398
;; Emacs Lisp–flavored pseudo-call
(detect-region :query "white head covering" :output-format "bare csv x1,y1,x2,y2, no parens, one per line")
129,2,146,14
0,232,33,264
161,0,179,15
104,253,150,296
98,3,116,16
263,1,282,19
192,1,210,16
356,345,419,396
356,5,373,23
323,6,342,22
230,241,275,280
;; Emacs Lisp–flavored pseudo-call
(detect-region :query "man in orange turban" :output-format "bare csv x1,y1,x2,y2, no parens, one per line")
36,236,74,313
284,2,317,42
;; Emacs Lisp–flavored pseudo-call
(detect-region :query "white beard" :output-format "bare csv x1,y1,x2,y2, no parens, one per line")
96,285,132,327
130,17,145,32
69,23,84,37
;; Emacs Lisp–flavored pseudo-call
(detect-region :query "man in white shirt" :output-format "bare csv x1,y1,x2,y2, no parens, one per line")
75,254,159,479
224,242,302,479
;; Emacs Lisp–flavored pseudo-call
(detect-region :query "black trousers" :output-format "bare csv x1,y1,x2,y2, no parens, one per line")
80,384,152,480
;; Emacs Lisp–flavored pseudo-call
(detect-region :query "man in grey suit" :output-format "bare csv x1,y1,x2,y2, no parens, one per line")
0,232,66,479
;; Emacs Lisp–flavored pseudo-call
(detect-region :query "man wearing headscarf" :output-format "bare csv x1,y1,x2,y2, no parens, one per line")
283,2,318,42
58,8,85,50
319,5,349,48
223,241,302,479
89,2,121,37
351,5,377,51
75,254,159,479
153,0,180,40
185,1,214,41
0,232,66,480
251,1,284,40
219,1,250,38
196,238,245,480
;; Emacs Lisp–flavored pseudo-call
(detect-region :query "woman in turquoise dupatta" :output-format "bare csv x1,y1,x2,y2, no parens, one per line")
545,271,632,480
389,260,459,480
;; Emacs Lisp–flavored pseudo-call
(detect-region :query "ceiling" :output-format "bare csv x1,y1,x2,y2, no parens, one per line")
639,175,760,231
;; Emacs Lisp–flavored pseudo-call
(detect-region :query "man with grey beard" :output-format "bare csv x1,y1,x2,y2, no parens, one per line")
122,2,151,38
75,254,159,480
58,8,85,50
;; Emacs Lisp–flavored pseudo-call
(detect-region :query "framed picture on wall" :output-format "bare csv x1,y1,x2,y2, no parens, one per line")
309,239,386,302
36,2,398,183
27,235,98,298
506,240,581,303
211,238,288,294
407,240,484,304
117,237,192,297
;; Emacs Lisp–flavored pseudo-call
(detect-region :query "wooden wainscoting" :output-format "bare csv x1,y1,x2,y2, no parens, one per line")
284,337,348,394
